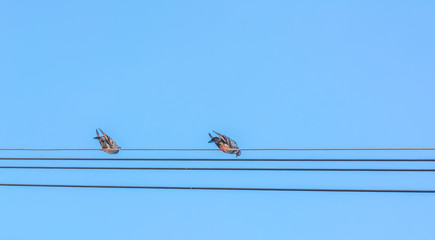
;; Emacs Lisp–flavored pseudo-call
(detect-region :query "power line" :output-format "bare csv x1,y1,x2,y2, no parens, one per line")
1,158,435,162
0,183,433,193
0,148,434,151
1,166,435,172
234,148,435,151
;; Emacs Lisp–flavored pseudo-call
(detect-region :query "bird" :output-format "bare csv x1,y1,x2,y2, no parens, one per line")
94,128,121,154
208,131,241,157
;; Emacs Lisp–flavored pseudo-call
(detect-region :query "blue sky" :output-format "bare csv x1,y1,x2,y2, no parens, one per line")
0,1,435,239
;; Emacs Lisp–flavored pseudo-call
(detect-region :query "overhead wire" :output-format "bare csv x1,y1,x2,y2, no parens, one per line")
0,148,433,193
1,166,435,171
1,157,435,161
0,148,434,151
0,183,433,193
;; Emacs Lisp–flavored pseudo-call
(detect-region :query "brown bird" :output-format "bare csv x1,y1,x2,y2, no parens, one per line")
94,129,121,154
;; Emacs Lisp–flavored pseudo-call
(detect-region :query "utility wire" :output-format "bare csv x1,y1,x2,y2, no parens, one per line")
1,158,435,162
0,183,433,193
1,166,435,172
0,148,434,151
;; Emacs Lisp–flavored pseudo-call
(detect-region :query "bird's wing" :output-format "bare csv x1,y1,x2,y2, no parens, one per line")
212,131,230,144
99,129,118,149
228,138,239,149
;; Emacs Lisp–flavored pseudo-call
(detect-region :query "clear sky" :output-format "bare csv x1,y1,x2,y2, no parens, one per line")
0,1,434,239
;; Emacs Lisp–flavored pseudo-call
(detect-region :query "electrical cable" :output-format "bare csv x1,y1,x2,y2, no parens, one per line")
1,157,435,161
0,183,433,193
1,166,435,172
0,148,434,151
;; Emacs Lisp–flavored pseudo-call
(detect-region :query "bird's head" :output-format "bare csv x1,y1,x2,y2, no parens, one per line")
208,133,220,143
208,137,220,144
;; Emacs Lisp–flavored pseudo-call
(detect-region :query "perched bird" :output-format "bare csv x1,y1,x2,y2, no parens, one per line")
94,128,121,154
208,131,241,157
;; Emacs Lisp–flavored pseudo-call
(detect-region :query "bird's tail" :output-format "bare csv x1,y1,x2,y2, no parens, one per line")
94,129,102,139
